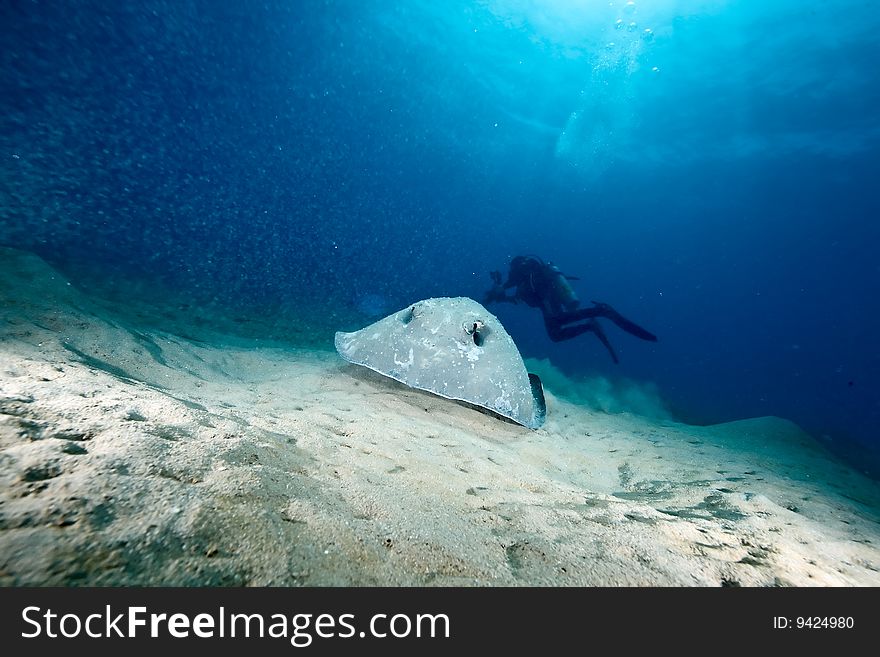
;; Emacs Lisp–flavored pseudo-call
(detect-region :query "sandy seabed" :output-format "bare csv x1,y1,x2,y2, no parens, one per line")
1,247,878,586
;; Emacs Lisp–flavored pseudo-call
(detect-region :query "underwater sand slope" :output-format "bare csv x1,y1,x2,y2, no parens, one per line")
1,247,878,586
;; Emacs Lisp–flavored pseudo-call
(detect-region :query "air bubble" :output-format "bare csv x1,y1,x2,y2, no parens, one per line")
627,21,638,32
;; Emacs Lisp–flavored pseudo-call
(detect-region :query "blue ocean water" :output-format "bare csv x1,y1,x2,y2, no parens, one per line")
1,1,878,466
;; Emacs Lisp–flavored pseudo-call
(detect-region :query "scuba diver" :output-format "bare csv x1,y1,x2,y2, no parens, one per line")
484,255,657,364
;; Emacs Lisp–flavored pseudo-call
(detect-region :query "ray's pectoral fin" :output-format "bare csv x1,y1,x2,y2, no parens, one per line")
529,373,546,428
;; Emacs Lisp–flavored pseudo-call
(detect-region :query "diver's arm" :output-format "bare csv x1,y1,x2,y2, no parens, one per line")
494,291,519,304
484,286,518,305
485,271,518,304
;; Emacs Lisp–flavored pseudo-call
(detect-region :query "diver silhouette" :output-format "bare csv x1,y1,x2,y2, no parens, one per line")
484,255,657,364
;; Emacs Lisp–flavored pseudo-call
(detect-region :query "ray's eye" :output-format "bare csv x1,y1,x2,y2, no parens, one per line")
472,321,486,346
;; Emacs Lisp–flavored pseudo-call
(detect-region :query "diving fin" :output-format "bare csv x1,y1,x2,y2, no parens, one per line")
588,318,619,364
591,301,658,342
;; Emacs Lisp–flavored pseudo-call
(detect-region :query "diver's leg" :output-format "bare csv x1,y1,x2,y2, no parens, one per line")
585,302,658,342
584,319,619,364
545,314,589,341
545,315,620,363
556,307,602,323
544,315,572,342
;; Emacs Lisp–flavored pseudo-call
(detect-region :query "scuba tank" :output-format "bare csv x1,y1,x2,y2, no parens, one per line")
547,261,580,312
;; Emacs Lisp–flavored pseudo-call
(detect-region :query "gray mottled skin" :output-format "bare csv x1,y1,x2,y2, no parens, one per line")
335,297,545,428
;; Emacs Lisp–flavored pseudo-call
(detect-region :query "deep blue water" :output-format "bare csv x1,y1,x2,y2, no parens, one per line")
2,1,878,463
